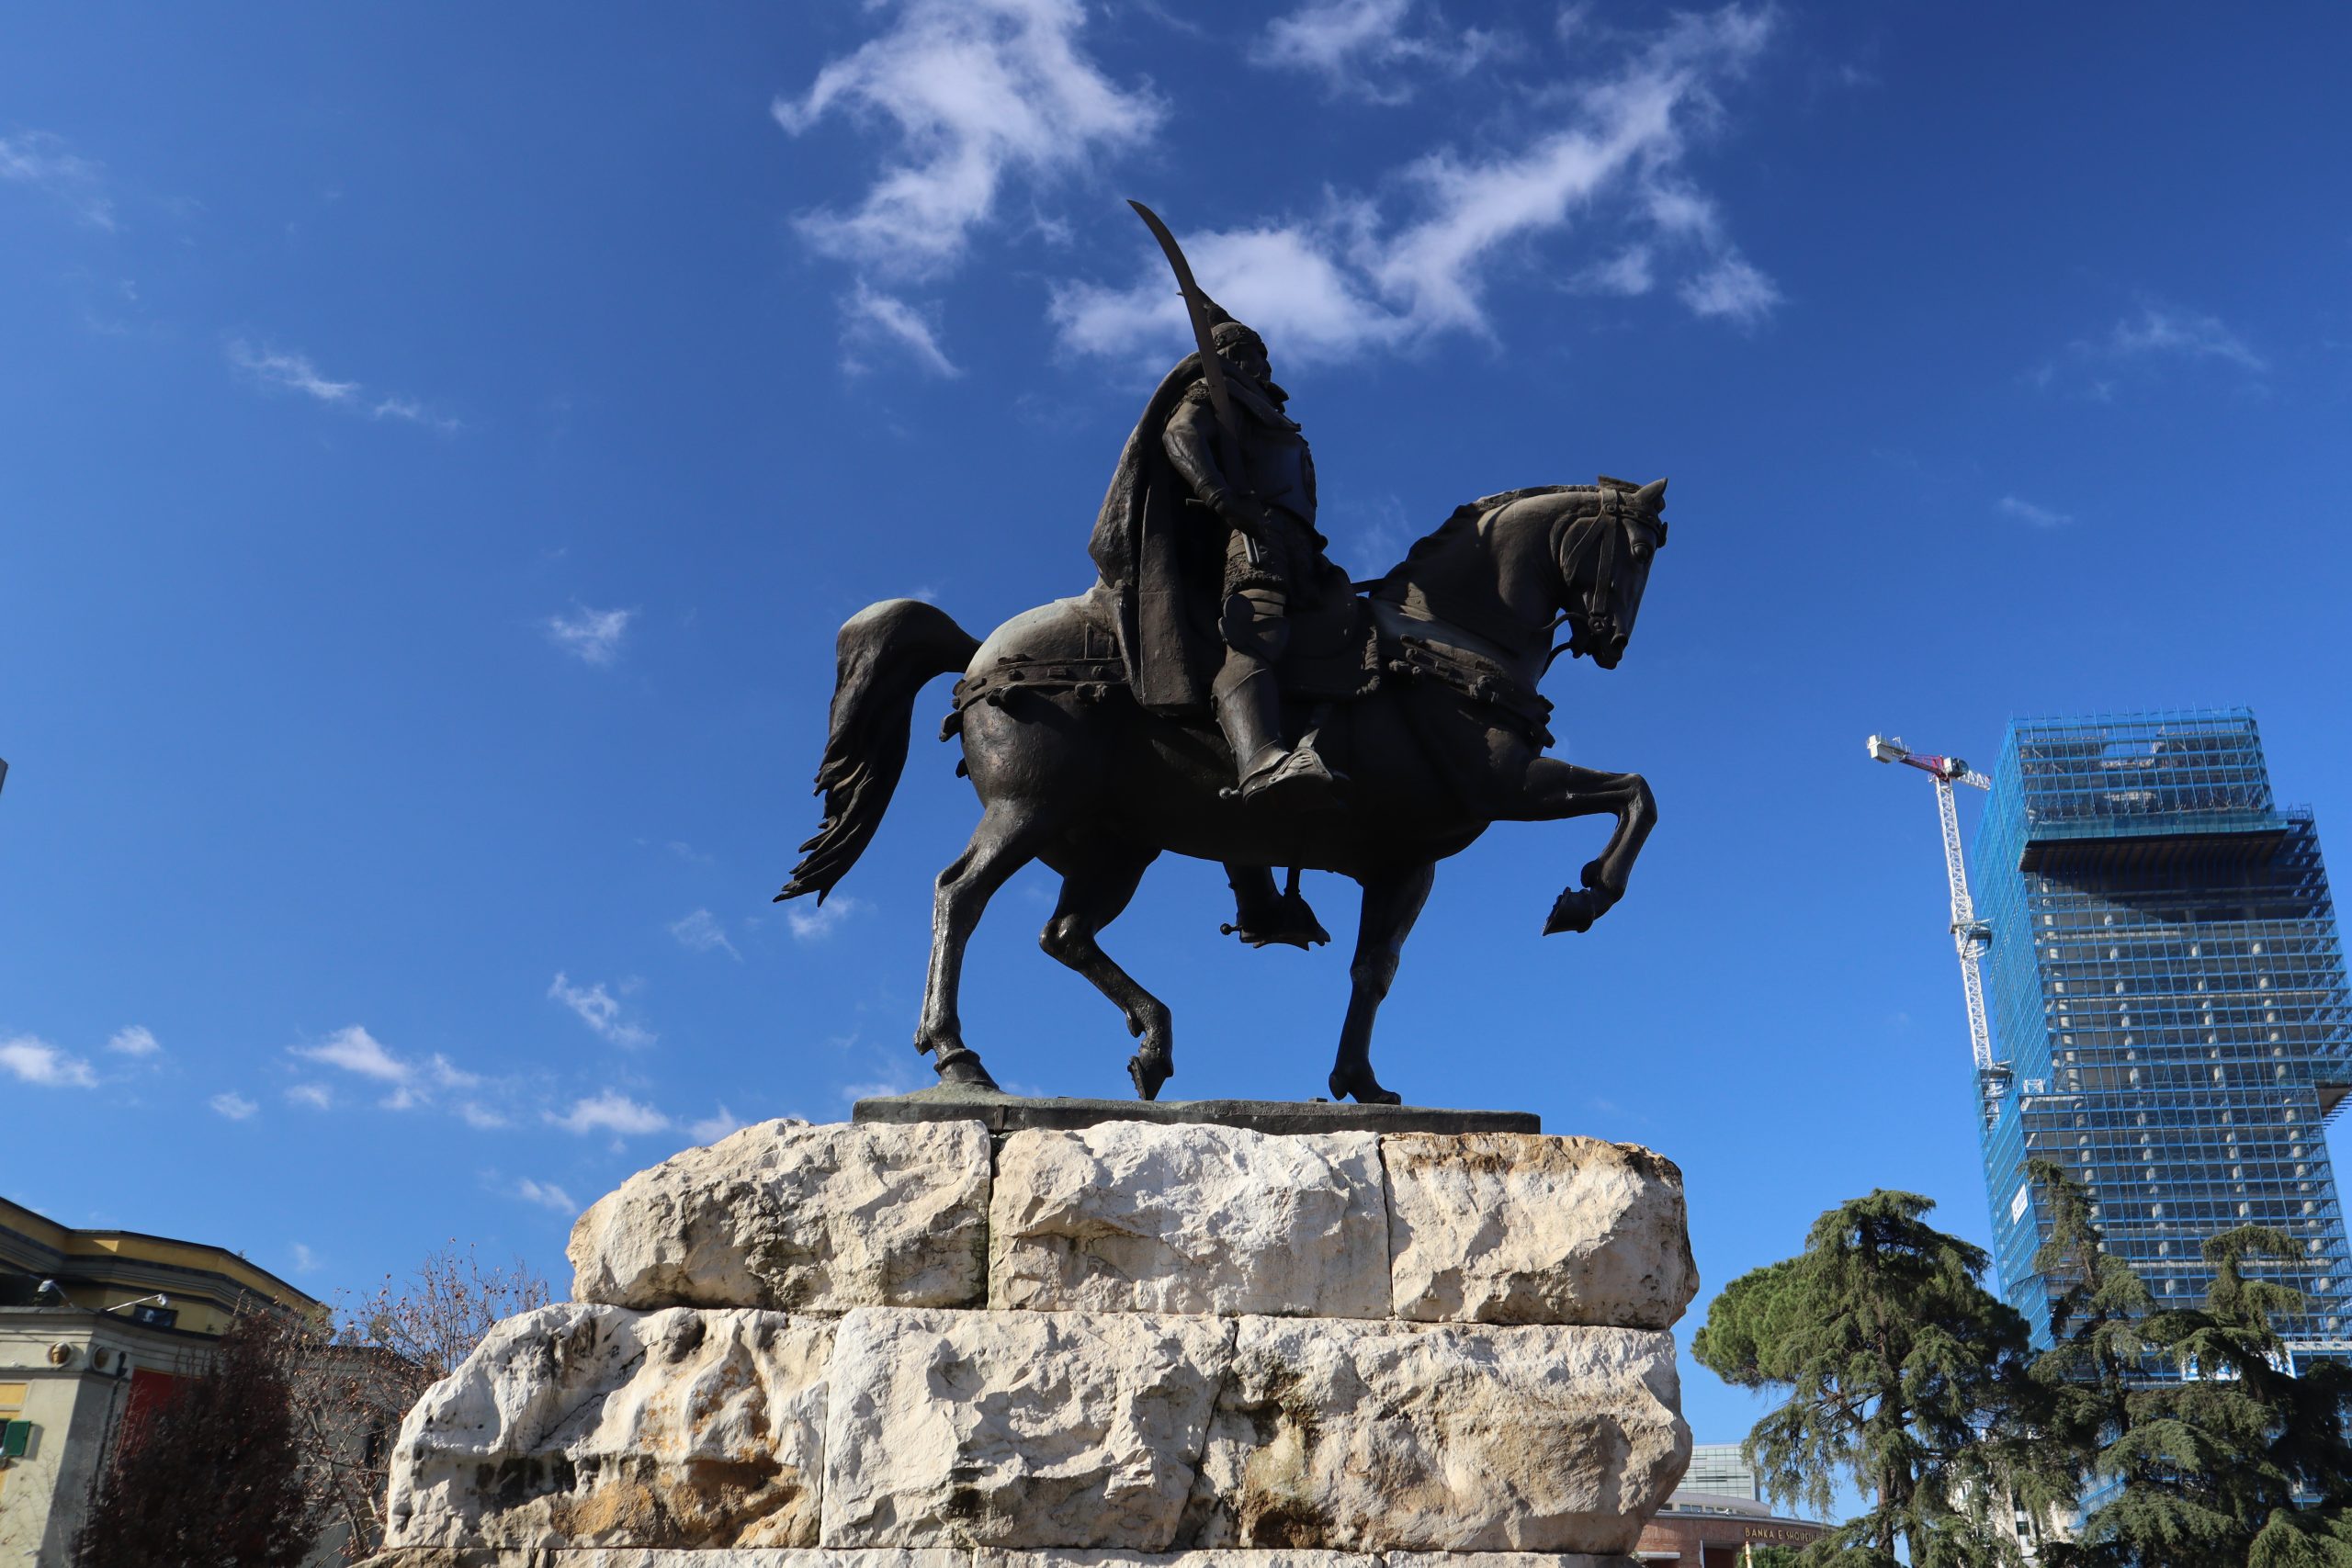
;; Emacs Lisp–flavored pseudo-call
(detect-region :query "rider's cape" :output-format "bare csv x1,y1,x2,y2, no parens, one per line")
1086,353,1225,716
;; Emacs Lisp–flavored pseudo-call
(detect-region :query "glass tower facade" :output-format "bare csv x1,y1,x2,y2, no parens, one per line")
1973,708,2352,1367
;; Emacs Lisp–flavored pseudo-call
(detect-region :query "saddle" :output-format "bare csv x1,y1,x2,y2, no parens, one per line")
944,586,1554,750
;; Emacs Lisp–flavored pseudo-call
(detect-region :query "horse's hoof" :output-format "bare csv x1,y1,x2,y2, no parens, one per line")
1329,1065,1401,1106
933,1048,1002,1092
1543,889,1601,935
1128,1049,1172,1101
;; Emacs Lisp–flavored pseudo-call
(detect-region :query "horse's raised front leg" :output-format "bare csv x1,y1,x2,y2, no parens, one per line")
917,800,1051,1088
1036,844,1176,1100
1501,758,1657,935
1329,860,1435,1106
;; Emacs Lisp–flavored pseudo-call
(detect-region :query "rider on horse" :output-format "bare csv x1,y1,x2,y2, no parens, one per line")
1090,302,1347,807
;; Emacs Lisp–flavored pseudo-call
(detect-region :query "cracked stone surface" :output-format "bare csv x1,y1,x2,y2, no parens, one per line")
820,1308,1235,1550
569,1120,991,1313
1382,1134,1698,1329
1180,1318,1689,1554
989,1124,1389,1318
385,1303,833,1551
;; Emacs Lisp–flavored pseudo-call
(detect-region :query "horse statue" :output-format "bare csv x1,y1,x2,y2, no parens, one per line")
776,476,1667,1104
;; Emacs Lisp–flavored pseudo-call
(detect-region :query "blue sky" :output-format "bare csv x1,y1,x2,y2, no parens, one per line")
5,2,2349,1448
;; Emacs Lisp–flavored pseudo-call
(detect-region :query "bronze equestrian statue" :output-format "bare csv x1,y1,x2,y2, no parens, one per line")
778,205,1667,1105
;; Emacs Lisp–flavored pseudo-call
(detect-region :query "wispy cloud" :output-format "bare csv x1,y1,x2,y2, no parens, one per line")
209,1091,258,1121
2108,301,2265,372
548,973,656,1048
786,894,864,942
543,605,634,667
842,281,962,377
225,337,458,429
775,0,1162,281
1678,254,1781,325
1,1036,98,1089
688,1105,747,1144
457,1100,509,1130
107,1024,162,1057
288,1026,481,1113
290,1243,322,1274
0,130,117,230
2032,297,2267,396
1997,495,2073,529
515,1177,579,1213
1051,6,1777,366
1252,0,1500,103
669,908,741,961
548,1089,670,1137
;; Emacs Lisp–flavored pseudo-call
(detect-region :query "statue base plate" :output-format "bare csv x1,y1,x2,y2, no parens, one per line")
851,1080,1540,1135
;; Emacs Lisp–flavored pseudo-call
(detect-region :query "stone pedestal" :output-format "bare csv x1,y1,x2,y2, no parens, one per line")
361,1110,1698,1568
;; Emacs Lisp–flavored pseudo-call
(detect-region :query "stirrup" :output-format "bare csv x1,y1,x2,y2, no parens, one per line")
1238,745,1341,807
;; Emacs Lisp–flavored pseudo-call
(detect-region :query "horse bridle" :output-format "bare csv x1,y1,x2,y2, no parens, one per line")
1546,486,1665,670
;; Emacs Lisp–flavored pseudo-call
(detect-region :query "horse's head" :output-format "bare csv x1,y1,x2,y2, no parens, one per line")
1554,476,1667,671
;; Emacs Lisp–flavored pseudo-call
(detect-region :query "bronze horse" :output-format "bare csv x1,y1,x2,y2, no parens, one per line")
777,478,1667,1103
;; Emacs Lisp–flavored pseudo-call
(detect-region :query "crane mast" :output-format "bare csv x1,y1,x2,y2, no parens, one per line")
1867,735,2007,1119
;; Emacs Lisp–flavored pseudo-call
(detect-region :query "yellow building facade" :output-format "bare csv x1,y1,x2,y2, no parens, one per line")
0,1194,321,1566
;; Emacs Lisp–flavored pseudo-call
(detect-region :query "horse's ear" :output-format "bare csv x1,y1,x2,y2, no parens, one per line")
1634,477,1667,513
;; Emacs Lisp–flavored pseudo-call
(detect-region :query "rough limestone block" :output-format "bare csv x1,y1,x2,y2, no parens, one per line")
1181,1318,1689,1554
385,1303,833,1551
359,1554,968,1567
821,1307,1235,1550
1382,1134,1699,1328
990,1124,1387,1318
570,1119,990,1312
976,1553,1378,1568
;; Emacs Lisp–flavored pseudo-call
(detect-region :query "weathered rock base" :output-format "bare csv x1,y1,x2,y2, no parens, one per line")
359,1552,1636,1568
379,1115,1695,1563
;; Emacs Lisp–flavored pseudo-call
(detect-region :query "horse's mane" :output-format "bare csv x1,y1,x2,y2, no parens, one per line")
1363,484,1599,594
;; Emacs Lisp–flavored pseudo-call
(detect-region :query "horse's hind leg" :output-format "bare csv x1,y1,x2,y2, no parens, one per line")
917,800,1053,1088
1328,860,1436,1105
1036,843,1174,1100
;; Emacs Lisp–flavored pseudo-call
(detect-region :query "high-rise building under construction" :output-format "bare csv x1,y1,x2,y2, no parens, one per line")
1973,708,2352,1366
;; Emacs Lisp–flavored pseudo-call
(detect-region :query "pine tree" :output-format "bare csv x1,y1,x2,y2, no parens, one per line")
1693,1190,2056,1568
74,1310,320,1568
2058,1223,2352,1567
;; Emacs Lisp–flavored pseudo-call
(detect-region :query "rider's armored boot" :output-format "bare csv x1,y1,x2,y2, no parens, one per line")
1213,664,1339,808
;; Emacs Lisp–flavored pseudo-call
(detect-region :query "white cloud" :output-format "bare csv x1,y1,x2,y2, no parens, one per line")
1573,245,1656,298
1997,495,2073,529
456,1100,509,1129
1251,0,1499,102
290,1243,322,1274
1050,6,1776,367
688,1105,747,1144
227,339,360,403
669,908,741,961
288,1026,484,1115
775,0,1162,279
548,972,658,1048
516,1178,579,1213
225,338,457,428
0,130,117,230
543,606,634,668
0,1036,98,1089
786,895,863,942
843,282,962,377
2035,298,2267,395
107,1024,162,1057
1678,255,1780,324
548,1089,671,1137
295,1024,409,1082
2109,302,2265,372
209,1091,258,1121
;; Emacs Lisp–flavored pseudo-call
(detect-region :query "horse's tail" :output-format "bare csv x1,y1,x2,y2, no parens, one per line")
776,598,981,904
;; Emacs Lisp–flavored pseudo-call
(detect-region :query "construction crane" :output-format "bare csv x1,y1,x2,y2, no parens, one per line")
1867,735,2008,1118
